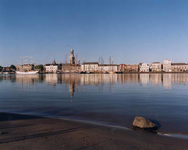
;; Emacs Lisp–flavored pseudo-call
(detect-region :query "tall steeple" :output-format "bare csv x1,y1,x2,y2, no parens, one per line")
69,48,75,64
52,59,56,65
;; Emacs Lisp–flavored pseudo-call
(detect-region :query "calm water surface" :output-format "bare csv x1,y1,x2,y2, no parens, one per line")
0,74,188,134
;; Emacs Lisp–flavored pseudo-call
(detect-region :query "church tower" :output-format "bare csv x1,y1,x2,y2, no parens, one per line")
69,48,75,64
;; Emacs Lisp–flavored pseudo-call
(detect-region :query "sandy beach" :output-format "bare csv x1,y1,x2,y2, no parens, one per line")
0,112,187,150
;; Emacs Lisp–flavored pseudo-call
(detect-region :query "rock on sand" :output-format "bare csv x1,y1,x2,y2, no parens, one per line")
133,116,158,129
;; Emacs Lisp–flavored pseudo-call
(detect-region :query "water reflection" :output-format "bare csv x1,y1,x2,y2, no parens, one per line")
45,74,58,86
1,74,188,134
1,74,188,95
150,74,162,87
163,74,172,89
139,74,150,86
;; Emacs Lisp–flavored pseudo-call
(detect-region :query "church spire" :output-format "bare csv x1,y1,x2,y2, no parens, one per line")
69,48,75,64
52,59,56,65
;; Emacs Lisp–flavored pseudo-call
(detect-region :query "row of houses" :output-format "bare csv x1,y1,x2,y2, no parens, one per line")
43,59,188,73
81,59,188,73
12,49,188,73
82,59,188,73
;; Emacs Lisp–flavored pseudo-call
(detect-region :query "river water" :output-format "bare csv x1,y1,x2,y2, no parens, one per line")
0,74,188,134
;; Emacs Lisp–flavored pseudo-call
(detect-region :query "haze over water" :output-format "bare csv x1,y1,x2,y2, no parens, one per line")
0,74,188,134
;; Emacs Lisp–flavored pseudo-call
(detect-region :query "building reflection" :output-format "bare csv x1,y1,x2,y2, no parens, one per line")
15,75,39,91
117,74,139,83
0,75,16,83
150,74,162,87
163,74,172,89
2,73,188,95
45,74,58,86
139,74,150,85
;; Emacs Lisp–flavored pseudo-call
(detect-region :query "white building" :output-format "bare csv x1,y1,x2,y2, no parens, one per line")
98,64,117,72
45,60,61,73
139,63,149,72
163,59,171,72
150,62,162,72
81,62,99,72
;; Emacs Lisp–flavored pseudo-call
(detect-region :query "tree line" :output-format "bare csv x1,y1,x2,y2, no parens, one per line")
0,65,44,72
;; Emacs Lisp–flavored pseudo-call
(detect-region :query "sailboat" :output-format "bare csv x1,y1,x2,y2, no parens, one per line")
16,71,38,75
16,56,38,75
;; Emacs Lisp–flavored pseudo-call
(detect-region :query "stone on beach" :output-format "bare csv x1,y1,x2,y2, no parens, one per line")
133,116,158,129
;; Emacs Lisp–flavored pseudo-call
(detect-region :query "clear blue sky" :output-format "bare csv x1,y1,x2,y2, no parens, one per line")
1,0,188,66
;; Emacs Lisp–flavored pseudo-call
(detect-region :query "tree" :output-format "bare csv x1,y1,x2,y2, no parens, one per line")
0,66,2,71
9,65,16,71
35,65,44,71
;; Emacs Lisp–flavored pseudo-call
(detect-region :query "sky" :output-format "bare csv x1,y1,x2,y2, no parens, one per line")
1,0,188,66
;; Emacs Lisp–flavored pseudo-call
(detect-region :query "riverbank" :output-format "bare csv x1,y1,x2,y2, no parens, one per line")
2,71,188,75
0,112,187,150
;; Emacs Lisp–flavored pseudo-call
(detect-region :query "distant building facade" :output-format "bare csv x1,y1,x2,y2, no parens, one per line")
81,62,117,73
16,64,34,71
126,65,139,72
117,64,138,72
139,63,149,72
45,60,61,73
98,64,117,72
117,64,126,72
150,62,162,72
61,63,80,72
171,63,188,72
163,59,171,72
5,67,10,72
61,48,80,72
81,62,99,72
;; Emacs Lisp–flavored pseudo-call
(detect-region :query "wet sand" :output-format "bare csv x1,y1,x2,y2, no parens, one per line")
0,112,187,150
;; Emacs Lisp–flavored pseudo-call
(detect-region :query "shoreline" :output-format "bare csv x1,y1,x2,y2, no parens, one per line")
3,111,188,136
0,112,188,149
2,72,188,75
1,111,188,136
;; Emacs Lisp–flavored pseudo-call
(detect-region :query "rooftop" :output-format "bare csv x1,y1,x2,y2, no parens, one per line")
171,63,188,65
82,62,99,65
99,64,117,66
152,62,161,64
45,64,59,66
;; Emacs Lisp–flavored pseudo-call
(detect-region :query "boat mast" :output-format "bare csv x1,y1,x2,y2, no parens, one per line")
34,57,35,71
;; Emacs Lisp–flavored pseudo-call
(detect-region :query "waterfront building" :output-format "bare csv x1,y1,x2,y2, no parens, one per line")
61,63,80,72
117,64,126,72
139,63,149,72
150,62,162,72
126,65,139,72
171,63,188,72
98,64,117,72
45,59,61,73
61,49,80,73
5,67,10,72
117,64,138,72
16,64,34,71
69,48,75,64
81,62,99,72
163,59,171,72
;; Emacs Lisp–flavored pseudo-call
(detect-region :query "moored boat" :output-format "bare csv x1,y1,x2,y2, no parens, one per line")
16,71,38,75
109,71,116,74
3,72,9,74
